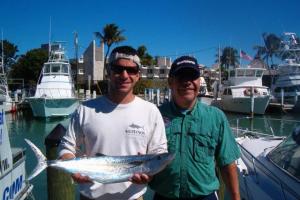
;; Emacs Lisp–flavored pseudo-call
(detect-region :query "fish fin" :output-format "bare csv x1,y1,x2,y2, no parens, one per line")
90,181,103,190
25,139,48,180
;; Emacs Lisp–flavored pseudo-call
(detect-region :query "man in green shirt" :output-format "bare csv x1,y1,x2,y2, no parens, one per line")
150,56,240,200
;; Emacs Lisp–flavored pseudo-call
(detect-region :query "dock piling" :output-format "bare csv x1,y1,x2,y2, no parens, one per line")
45,124,75,200
250,87,254,118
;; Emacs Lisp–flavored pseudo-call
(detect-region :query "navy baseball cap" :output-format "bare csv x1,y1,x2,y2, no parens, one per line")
169,56,200,77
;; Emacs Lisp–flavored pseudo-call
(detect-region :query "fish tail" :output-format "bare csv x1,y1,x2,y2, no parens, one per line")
25,138,48,180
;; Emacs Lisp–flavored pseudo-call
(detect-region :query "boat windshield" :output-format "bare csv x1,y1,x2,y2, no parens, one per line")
255,70,263,77
245,69,255,77
268,130,300,181
43,63,69,75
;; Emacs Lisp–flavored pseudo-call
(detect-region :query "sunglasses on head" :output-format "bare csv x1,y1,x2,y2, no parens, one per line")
110,64,139,75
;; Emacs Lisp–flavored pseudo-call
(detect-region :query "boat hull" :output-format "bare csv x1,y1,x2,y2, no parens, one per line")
28,97,79,117
0,149,34,200
212,96,270,115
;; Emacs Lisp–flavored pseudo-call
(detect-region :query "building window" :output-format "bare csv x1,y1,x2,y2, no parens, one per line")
78,69,84,75
159,69,165,74
147,69,153,73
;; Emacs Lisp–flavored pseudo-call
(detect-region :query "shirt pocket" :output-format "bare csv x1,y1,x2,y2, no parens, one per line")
192,132,216,164
166,123,181,153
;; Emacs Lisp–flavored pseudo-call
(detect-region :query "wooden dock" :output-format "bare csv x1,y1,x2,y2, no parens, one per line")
267,102,295,112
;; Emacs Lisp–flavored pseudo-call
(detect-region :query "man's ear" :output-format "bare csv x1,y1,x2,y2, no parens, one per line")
107,68,111,76
168,77,173,86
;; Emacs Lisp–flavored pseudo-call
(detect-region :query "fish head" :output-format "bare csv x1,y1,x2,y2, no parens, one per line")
144,153,175,175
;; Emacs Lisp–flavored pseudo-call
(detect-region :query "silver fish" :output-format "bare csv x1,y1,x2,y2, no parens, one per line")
25,139,174,184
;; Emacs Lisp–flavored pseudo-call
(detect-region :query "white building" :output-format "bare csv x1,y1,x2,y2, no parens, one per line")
83,40,105,84
140,56,171,79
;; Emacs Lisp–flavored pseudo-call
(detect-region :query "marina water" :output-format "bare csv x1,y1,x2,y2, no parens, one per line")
7,109,300,200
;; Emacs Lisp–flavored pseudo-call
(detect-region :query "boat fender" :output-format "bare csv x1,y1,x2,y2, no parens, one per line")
243,88,260,96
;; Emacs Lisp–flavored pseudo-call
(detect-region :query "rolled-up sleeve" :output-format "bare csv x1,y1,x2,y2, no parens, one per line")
216,112,240,167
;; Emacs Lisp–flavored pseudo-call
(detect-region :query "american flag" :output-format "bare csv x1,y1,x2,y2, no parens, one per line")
240,50,253,61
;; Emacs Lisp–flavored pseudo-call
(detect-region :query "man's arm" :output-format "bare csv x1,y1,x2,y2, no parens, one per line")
220,162,240,200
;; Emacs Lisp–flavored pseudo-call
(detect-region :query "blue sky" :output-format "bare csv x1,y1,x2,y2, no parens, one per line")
1,0,300,67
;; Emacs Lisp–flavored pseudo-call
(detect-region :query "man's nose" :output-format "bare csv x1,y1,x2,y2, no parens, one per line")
119,69,129,78
182,79,192,85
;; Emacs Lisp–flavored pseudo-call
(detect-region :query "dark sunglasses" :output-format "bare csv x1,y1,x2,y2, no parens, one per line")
174,69,200,81
110,64,139,75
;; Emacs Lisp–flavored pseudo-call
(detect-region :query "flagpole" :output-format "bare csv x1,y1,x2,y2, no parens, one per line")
239,49,242,67
1,29,4,74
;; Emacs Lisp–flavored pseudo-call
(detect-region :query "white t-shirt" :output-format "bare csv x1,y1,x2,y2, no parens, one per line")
59,96,167,200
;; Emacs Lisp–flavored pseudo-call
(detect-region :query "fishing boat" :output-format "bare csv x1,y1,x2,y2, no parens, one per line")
198,77,209,97
0,73,14,112
231,117,300,200
270,32,300,111
0,36,15,113
0,94,34,199
27,42,79,117
212,67,270,115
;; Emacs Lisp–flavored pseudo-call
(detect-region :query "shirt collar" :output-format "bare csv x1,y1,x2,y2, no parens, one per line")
170,100,199,116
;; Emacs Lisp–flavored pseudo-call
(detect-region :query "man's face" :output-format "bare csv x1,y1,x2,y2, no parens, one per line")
109,58,140,95
168,69,200,108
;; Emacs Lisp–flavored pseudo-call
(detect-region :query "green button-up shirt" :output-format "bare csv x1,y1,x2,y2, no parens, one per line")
150,100,240,198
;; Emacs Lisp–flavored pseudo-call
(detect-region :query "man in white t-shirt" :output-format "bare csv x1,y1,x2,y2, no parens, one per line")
58,46,167,200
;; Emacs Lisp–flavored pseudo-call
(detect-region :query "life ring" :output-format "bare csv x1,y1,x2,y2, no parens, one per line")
244,88,260,96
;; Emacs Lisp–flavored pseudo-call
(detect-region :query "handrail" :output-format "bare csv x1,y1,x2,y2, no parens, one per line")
35,88,75,98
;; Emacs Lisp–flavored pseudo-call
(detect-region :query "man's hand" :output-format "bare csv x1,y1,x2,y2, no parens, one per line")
72,173,93,183
130,173,153,184
60,153,92,184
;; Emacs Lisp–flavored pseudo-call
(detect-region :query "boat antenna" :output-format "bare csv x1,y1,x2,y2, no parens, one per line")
74,31,79,94
218,44,221,86
48,16,52,58
1,29,4,74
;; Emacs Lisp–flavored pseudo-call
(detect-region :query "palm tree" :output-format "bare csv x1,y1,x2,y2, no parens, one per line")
220,47,239,69
254,33,281,67
216,47,239,80
137,45,155,66
0,40,19,73
94,23,126,78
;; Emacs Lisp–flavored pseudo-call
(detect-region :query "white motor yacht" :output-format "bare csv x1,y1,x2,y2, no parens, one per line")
212,67,270,115
271,32,300,111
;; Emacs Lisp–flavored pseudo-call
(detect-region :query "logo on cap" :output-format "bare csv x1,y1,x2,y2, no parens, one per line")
176,60,196,65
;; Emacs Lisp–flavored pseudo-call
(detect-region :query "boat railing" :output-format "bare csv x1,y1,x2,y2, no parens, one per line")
238,141,300,200
230,117,300,137
35,88,75,98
